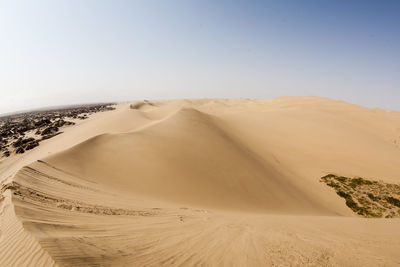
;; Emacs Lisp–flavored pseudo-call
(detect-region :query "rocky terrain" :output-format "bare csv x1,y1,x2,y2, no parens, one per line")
0,104,115,158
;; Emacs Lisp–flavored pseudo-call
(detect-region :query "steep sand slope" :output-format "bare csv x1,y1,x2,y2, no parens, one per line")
45,107,334,214
1,97,400,266
0,102,154,183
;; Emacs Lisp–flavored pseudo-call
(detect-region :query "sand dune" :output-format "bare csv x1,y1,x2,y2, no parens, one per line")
45,107,333,214
1,97,400,266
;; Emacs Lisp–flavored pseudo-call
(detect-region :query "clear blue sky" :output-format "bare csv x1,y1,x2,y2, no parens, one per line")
0,0,399,113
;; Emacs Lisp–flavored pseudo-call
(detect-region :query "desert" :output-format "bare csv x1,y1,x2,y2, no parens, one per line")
1,97,400,266
1,1,400,265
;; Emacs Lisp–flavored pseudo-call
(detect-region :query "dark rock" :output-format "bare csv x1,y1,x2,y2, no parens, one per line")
15,147,25,154
25,140,39,150
12,138,23,148
42,126,59,135
34,119,51,127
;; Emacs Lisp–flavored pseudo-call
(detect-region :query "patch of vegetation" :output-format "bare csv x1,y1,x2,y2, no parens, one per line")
367,193,380,202
321,174,400,218
386,196,400,208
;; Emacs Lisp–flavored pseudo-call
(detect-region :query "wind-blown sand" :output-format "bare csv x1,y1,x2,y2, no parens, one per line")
1,97,400,266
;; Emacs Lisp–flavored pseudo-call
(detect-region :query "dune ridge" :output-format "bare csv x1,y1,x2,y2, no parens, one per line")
0,186,56,267
1,97,400,266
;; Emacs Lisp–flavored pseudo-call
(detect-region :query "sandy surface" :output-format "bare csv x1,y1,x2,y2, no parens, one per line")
1,97,400,266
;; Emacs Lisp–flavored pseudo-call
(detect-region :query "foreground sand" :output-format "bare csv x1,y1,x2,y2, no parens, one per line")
1,97,400,266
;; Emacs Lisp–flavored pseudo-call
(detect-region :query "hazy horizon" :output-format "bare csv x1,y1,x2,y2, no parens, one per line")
1,0,399,113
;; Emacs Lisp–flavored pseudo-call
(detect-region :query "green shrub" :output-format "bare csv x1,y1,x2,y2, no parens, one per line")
320,174,400,218
386,197,400,208
337,190,350,198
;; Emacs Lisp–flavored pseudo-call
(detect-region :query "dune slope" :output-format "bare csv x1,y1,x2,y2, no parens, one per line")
44,107,334,214
1,97,400,266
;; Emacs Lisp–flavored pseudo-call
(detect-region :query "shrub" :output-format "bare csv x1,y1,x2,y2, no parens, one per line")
386,197,400,208
367,193,380,202
321,174,400,218
337,190,350,198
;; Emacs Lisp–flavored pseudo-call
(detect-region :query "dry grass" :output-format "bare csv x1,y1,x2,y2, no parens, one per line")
321,174,400,218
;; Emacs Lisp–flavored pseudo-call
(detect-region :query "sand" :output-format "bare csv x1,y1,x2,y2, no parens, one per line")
1,97,400,266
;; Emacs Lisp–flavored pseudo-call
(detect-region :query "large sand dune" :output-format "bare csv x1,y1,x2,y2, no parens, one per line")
1,97,400,266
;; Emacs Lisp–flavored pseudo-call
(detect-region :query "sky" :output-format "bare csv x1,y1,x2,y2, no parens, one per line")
0,0,399,113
